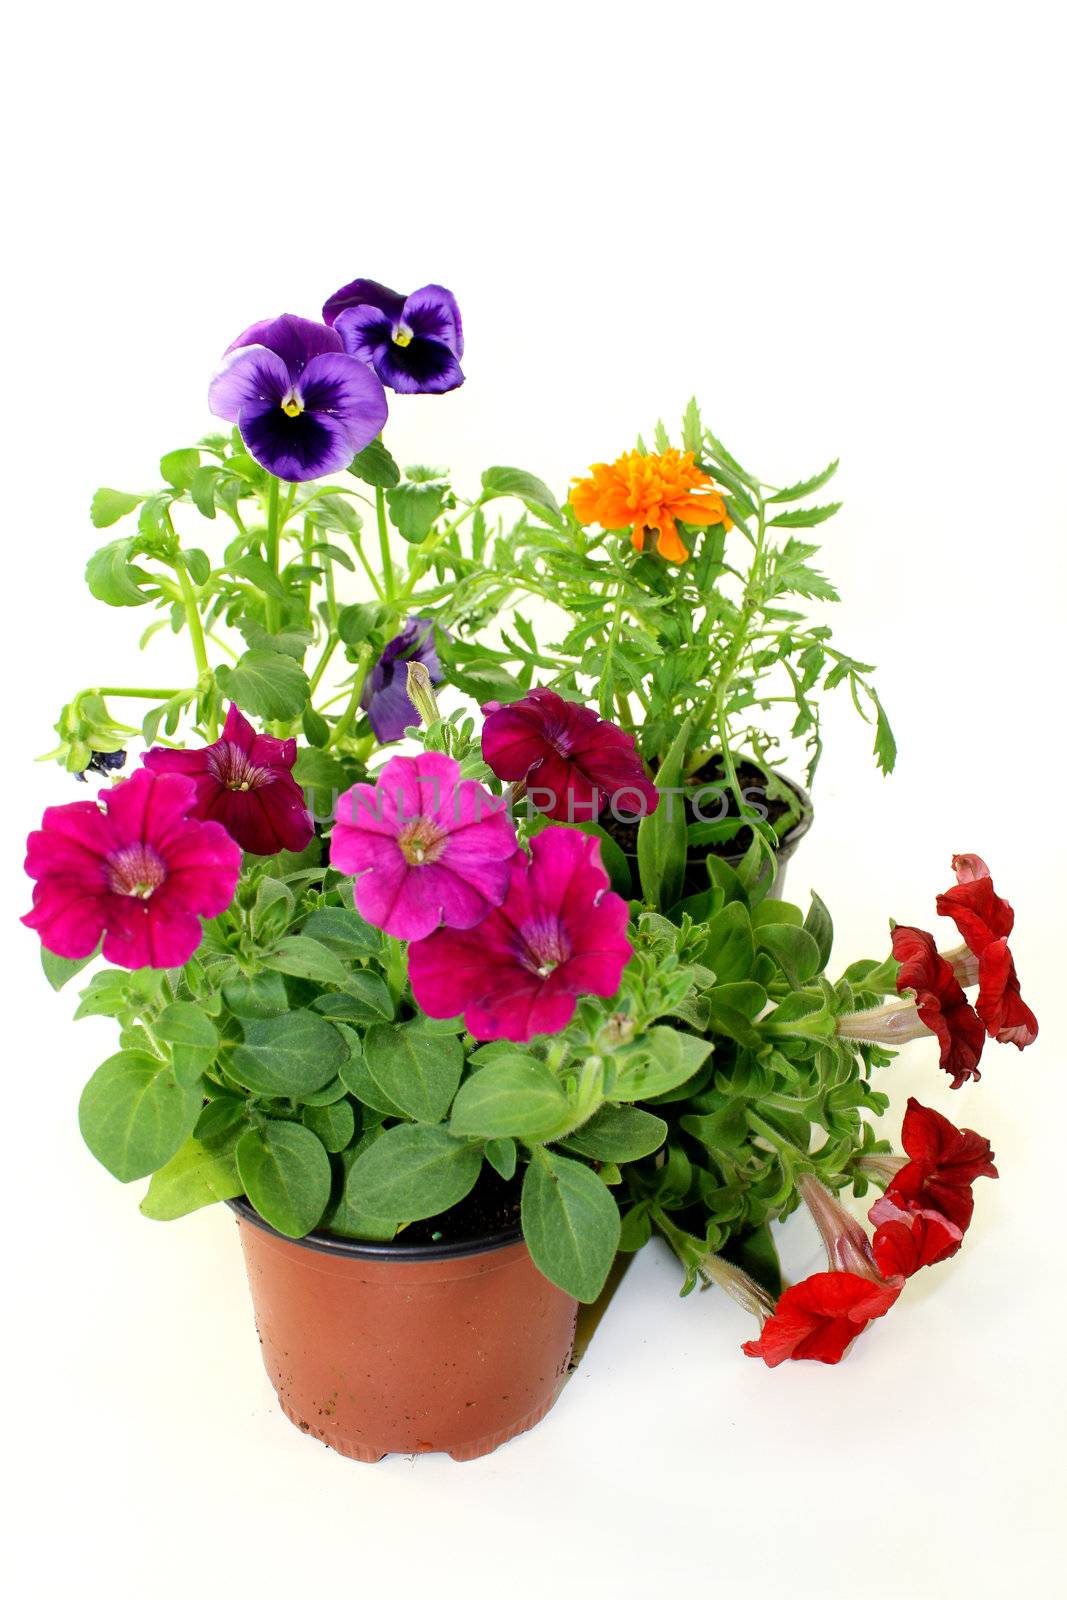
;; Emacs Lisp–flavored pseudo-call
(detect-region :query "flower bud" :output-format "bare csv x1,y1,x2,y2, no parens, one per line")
406,659,441,726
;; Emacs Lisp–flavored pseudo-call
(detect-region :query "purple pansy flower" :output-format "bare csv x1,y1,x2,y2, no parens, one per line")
362,616,446,743
209,313,388,482
322,278,464,395
330,752,517,942
407,828,633,1042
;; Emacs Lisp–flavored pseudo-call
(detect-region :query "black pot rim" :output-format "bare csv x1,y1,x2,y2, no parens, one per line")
226,1195,524,1262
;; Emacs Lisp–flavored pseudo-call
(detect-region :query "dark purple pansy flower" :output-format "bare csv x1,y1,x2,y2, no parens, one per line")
322,278,464,395
209,313,388,482
362,616,446,743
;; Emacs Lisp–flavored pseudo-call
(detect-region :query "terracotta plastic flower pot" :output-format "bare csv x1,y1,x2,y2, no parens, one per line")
229,1198,579,1462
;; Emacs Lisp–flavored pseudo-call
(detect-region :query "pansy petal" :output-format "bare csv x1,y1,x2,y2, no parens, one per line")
225,313,342,373
333,303,395,365
362,677,416,743
372,339,465,395
403,285,464,357
208,345,290,424
322,278,407,327
297,352,389,451
238,402,353,483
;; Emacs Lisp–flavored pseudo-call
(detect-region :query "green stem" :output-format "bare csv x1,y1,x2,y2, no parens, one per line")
264,475,282,632
351,536,386,601
327,644,373,749
174,561,217,741
91,686,184,699
375,486,396,605
307,635,339,698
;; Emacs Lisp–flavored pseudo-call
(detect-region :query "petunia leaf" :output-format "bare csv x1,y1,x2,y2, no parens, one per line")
363,1023,464,1124
228,1009,347,1097
78,1051,204,1182
215,650,310,720
343,1123,483,1221
612,1027,713,1101
449,1056,569,1140
560,1104,668,1163
236,1120,331,1238
41,945,98,991
140,1133,243,1221
521,1152,621,1302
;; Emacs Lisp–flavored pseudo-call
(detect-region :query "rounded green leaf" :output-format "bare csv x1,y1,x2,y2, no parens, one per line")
154,1002,218,1085
79,1051,203,1182
228,1010,347,1097
363,1023,463,1124
235,1121,331,1237
521,1152,621,1302
450,1056,568,1139
612,1027,712,1101
343,1123,482,1221
561,1103,667,1162
215,650,310,720
302,1098,356,1153
140,1134,243,1220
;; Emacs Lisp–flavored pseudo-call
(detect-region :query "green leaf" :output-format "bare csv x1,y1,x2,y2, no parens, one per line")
336,602,380,646
41,946,97,991
485,1137,518,1181
190,464,219,519
154,1002,218,1085
86,538,153,607
215,650,310,720
637,718,690,908
220,972,289,1019
386,479,448,544
160,448,200,490
480,466,562,523
449,1056,568,1139
755,924,823,987
561,1104,667,1162
612,1027,712,1102
767,502,843,529
348,436,401,488
301,906,381,958
302,706,329,747
804,891,834,971
261,934,355,990
302,1098,356,1152
78,1051,203,1182
90,488,144,528
228,1010,347,1097
702,900,755,983
338,1044,407,1118
228,554,287,597
767,459,839,504
312,975,395,1022
363,1023,463,1124
681,396,703,455
343,1123,482,1221
236,1120,331,1237
873,694,897,775
521,1152,621,1302
140,1134,243,1220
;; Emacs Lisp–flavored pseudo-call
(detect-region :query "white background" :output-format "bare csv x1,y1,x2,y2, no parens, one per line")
3,3,1064,1596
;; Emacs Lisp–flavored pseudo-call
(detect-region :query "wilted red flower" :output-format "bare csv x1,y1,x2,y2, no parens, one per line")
143,704,314,857
870,1199,963,1277
892,924,986,1087
936,854,1037,1048
481,688,659,823
873,1095,998,1233
742,1271,903,1367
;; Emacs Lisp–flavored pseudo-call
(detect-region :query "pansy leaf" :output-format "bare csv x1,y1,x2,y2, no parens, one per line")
90,488,145,528
386,479,448,544
86,538,155,607
160,448,201,491
348,436,401,488
215,650,310,720
521,1152,621,1302
236,1120,331,1238
480,466,562,524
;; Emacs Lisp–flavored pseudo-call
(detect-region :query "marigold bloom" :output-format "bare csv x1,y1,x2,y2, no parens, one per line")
407,828,633,1041
936,855,1037,1049
569,448,731,564
481,688,659,822
22,769,241,969
143,704,313,857
892,924,986,1087
330,752,517,942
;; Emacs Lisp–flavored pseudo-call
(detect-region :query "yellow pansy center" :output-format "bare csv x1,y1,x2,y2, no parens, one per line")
281,389,303,418
392,322,414,348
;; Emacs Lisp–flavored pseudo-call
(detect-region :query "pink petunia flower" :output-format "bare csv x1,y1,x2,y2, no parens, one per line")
142,703,313,857
407,827,633,1041
330,751,518,941
22,768,241,969
936,853,1037,1048
481,688,659,823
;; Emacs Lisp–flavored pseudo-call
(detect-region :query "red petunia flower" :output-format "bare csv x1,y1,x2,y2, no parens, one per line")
891,925,986,1087
936,854,1037,1049
481,688,659,824
870,1198,963,1277
143,703,314,857
742,1271,903,1367
872,1095,998,1233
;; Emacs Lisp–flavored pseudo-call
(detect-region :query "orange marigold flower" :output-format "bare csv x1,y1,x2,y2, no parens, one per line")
569,448,732,564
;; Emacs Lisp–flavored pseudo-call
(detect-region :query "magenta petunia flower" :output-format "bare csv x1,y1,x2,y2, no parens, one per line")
323,278,464,395
143,704,313,857
22,769,241,970
330,752,517,941
208,312,388,482
481,688,660,823
407,827,633,1042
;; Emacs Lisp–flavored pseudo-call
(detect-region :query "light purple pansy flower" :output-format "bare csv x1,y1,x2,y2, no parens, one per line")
208,313,388,482
322,278,465,395
330,752,517,942
362,616,446,744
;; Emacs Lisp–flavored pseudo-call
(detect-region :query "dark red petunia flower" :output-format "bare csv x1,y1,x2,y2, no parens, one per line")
742,1271,903,1367
936,854,1037,1049
873,1096,998,1233
870,1198,963,1277
892,925,986,1087
481,688,659,824
143,704,314,857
